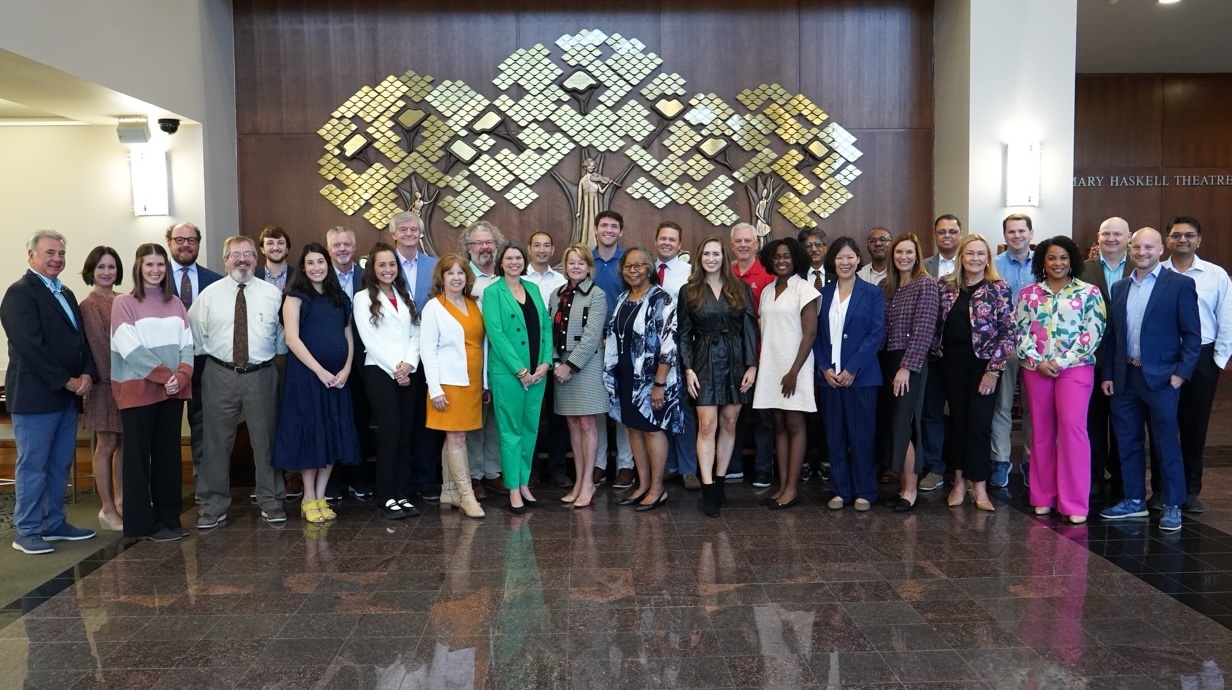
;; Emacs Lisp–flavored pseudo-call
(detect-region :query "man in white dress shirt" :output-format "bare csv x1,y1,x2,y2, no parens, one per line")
189,236,287,528
653,221,698,490
1152,216,1232,513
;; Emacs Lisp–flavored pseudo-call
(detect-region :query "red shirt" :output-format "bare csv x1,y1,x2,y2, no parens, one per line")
732,260,772,307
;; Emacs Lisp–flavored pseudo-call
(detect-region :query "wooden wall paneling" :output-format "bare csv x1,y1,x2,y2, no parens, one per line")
802,0,934,130
1161,169,1232,270
1162,75,1232,169
234,0,935,261
1073,75,1162,169
812,128,933,253
1070,175,1162,253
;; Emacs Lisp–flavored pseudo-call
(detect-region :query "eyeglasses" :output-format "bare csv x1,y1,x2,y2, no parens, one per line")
624,262,650,271
227,251,256,259
936,229,962,236
869,237,892,244
467,239,496,247
803,241,825,249
1169,232,1199,240
171,237,200,246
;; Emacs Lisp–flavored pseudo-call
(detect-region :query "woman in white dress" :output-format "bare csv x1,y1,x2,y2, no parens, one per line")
752,237,820,509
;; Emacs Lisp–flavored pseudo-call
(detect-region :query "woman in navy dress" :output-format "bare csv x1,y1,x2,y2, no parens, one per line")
273,243,360,523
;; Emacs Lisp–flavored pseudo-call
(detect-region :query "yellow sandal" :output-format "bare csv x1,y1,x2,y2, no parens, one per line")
316,498,337,521
302,500,326,524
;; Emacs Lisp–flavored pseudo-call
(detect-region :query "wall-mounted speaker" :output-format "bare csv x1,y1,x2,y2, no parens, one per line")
116,117,150,145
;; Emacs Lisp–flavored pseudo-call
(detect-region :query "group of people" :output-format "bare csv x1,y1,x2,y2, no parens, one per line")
4,207,1224,554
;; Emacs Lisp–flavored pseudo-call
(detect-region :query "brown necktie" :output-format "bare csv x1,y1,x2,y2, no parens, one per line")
233,283,249,366
179,268,192,309
813,269,823,291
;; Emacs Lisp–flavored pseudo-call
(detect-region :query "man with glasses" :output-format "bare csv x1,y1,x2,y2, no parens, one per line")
1152,216,1231,514
167,222,222,490
857,227,892,285
460,220,507,498
918,214,963,492
189,236,287,528
990,214,1035,489
797,227,832,484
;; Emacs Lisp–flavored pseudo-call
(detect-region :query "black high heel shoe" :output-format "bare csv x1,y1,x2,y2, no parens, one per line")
508,498,529,515
635,493,668,512
619,491,648,507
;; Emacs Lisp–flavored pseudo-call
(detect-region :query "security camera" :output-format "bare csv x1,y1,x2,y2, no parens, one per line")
158,118,180,135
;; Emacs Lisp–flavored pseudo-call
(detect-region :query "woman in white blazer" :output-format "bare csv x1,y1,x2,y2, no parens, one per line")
420,254,487,519
353,242,422,519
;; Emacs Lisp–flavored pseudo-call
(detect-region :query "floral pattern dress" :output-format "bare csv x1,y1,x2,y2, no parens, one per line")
603,285,682,434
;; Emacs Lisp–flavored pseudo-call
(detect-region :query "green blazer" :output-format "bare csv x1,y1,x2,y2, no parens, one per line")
482,277,552,376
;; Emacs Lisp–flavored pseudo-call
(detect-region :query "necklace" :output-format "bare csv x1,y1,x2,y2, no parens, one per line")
616,294,643,355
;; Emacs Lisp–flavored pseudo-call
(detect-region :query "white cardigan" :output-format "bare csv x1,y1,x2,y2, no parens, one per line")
419,297,487,398
352,289,420,376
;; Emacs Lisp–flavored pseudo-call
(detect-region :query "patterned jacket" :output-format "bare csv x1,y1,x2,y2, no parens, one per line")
1014,278,1106,370
935,279,1014,372
603,285,683,434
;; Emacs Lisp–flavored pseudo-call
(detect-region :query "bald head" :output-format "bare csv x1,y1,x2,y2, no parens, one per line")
1129,227,1164,275
1097,216,1130,262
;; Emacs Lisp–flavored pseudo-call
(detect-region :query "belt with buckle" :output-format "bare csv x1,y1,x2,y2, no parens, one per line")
209,356,272,374
1127,357,1143,367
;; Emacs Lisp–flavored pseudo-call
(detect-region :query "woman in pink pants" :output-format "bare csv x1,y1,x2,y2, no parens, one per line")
1014,236,1107,523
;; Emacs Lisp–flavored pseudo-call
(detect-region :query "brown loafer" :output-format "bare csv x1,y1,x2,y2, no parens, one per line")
481,477,510,496
471,479,487,501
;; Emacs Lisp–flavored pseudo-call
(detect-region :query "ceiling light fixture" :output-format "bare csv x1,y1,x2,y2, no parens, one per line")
1158,0,1181,5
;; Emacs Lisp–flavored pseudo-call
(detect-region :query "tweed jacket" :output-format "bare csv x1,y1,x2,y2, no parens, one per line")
549,278,607,373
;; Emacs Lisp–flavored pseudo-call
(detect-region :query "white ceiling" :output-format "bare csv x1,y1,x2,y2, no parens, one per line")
0,2,1226,125
1077,0,1232,72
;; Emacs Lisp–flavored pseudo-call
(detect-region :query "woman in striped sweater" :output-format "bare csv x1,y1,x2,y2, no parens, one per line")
111,243,194,542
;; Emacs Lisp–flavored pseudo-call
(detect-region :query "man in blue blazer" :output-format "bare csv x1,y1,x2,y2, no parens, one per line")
1099,227,1201,532
167,222,223,487
390,211,441,502
2,230,99,554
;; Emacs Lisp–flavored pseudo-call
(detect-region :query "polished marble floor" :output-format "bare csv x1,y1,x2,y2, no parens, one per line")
3,464,1232,690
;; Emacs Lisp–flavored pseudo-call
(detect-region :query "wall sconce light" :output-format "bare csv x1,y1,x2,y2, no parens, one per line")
130,146,169,216
1005,141,1042,207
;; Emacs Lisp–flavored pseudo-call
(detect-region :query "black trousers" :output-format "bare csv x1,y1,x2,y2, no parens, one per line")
121,399,185,538
1088,370,1121,492
534,378,570,478
940,347,999,483
405,368,442,495
364,366,416,502
1151,344,1220,497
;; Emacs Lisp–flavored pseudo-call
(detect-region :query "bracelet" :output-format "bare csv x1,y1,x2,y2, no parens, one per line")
653,380,666,388
516,368,529,378
986,371,1001,378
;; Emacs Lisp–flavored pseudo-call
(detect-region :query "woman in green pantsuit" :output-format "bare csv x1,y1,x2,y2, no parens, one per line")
482,241,553,514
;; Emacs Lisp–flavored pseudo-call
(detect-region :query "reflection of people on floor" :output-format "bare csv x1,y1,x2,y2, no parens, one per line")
420,518,491,688
1017,520,1087,669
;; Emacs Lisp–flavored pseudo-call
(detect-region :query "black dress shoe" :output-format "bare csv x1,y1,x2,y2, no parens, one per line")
767,497,800,510
396,498,421,517
619,491,648,507
508,501,529,515
379,499,406,519
520,496,539,508
635,493,668,512
893,497,916,513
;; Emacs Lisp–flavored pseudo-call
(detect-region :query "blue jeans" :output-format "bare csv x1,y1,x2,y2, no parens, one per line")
12,406,79,538
667,397,698,476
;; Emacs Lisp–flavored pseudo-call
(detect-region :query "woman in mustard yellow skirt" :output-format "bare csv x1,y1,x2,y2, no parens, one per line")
421,254,486,518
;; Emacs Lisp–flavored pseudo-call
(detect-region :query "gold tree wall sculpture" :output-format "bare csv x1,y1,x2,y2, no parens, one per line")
317,29,862,254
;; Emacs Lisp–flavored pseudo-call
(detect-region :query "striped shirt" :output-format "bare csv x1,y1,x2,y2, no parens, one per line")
110,293,194,409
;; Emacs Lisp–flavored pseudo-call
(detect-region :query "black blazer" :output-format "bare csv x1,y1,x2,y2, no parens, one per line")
171,263,223,386
1082,255,1131,363
0,270,97,414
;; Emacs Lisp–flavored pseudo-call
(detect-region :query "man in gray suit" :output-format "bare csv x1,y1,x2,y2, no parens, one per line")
917,214,963,491
1084,216,1132,498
